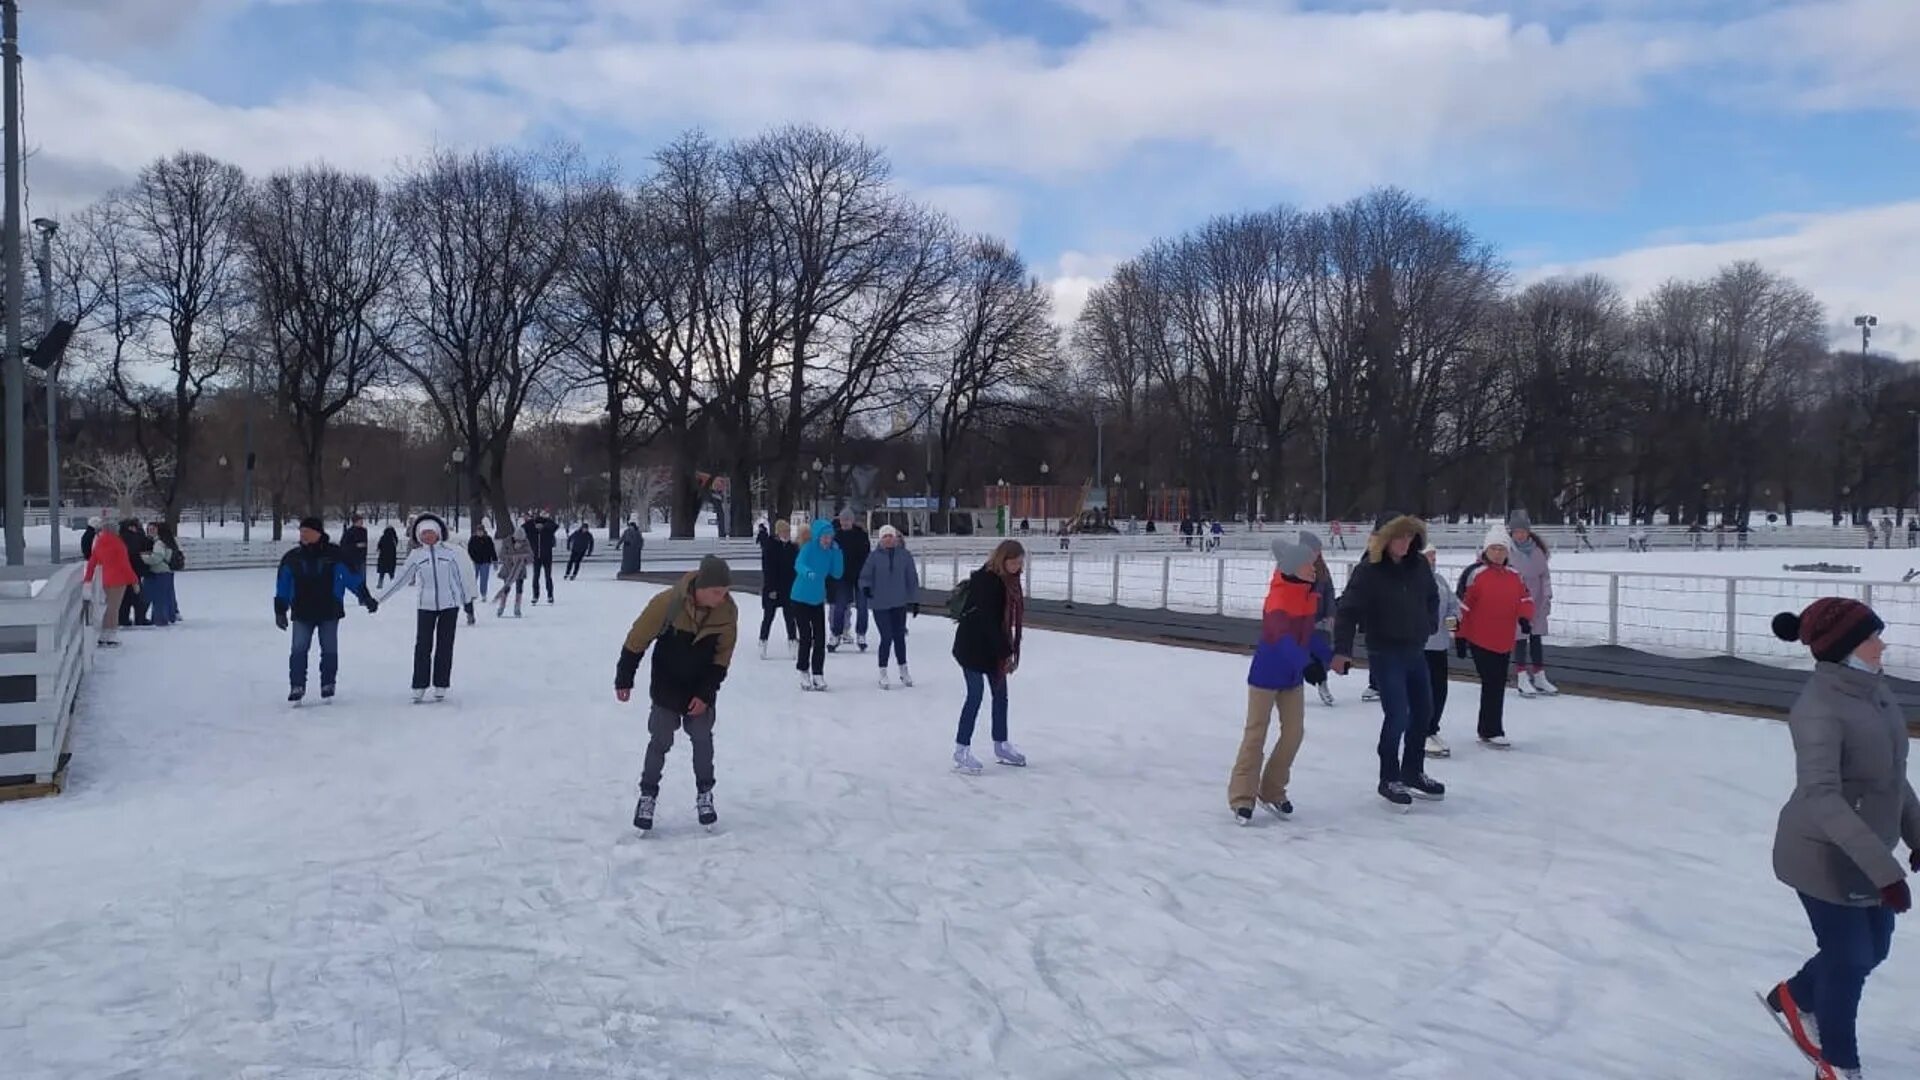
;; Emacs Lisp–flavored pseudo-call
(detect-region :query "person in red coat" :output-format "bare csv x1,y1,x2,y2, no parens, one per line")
83,523,141,646
1455,524,1536,749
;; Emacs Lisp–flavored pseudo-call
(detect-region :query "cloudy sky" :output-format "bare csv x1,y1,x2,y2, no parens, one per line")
36,0,1920,353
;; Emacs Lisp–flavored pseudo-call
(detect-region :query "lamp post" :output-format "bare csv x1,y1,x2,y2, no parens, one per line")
451,447,467,530
1112,472,1122,518
564,463,574,513
1250,468,1261,525
1,0,23,564
1856,314,1878,358
812,457,824,514
339,456,353,522
32,216,58,560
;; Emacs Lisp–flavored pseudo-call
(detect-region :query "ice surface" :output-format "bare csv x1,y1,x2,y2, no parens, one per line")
4,567,1920,1078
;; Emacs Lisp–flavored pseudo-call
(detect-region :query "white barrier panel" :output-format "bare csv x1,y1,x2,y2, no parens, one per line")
0,563,93,788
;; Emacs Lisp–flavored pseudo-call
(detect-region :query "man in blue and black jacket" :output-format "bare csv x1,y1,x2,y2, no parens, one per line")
275,516,378,705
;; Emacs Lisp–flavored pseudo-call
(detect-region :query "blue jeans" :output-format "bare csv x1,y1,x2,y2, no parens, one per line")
289,619,340,690
1368,646,1433,785
956,667,1008,746
873,607,908,667
1786,892,1896,1069
144,574,178,626
476,563,492,597
831,579,869,640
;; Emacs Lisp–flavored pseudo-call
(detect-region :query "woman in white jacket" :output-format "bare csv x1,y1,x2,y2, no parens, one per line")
380,514,477,702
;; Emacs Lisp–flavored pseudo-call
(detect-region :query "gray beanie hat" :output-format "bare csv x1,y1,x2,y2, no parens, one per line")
694,555,732,590
1508,509,1534,531
1271,536,1318,576
1297,530,1324,552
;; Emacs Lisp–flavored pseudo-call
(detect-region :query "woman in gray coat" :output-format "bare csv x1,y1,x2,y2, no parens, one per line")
1506,511,1556,697
858,525,919,689
1761,598,1917,1080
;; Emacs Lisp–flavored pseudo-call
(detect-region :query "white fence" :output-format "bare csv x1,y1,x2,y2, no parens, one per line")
0,563,93,790
914,550,1917,676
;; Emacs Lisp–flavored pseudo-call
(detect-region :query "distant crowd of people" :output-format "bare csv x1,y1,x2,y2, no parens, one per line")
80,516,184,644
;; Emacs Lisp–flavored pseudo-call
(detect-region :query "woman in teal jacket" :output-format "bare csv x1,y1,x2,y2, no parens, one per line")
791,518,842,690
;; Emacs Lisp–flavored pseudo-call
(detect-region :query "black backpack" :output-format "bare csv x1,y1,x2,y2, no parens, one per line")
945,577,974,621
169,545,186,571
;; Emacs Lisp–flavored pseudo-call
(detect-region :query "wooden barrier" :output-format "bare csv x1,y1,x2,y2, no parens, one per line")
0,563,93,800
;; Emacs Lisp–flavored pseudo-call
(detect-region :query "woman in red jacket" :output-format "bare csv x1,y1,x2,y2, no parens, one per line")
83,522,141,646
1456,524,1535,749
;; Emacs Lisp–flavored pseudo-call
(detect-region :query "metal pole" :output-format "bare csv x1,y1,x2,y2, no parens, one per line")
241,360,254,542
35,221,57,561
1319,419,1329,522
1,1,24,565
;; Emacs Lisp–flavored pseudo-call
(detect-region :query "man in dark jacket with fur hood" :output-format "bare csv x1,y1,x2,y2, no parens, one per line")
1333,513,1445,810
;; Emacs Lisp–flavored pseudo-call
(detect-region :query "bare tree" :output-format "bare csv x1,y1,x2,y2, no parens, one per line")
243,165,402,516
75,450,169,517
387,147,578,531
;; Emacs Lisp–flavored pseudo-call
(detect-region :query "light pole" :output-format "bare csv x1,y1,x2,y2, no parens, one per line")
812,458,824,514
32,216,57,560
217,456,229,528
563,463,574,513
1,0,25,564
1112,472,1122,519
340,456,352,522
1250,468,1261,525
1856,314,1878,358
451,447,467,530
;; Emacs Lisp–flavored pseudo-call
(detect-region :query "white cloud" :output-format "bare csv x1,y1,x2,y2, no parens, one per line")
1043,251,1126,329
1526,200,1920,356
905,181,1025,242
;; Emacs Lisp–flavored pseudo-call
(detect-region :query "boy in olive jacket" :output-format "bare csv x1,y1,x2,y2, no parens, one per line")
615,556,739,833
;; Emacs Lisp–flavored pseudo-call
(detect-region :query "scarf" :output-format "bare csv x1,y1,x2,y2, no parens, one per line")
1845,654,1883,675
1002,570,1025,664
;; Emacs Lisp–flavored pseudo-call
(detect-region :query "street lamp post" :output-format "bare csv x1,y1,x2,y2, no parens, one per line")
812,458,824,515
1,0,23,564
340,456,353,522
451,447,467,530
32,216,58,560
1856,314,1878,358
1250,468,1261,526
564,463,575,514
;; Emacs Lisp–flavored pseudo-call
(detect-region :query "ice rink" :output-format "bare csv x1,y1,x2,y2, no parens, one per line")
4,566,1919,1079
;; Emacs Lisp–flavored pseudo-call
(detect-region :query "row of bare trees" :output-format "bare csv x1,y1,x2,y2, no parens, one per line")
1071,187,1886,525
46,128,1062,534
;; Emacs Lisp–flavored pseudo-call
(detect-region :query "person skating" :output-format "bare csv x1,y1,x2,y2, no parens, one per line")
829,509,871,652
140,522,180,627
80,517,99,560
375,526,400,588
1297,530,1338,707
1422,547,1461,759
118,519,154,628
274,516,378,703
492,532,533,617
791,517,842,690
379,514,476,702
565,522,595,580
951,540,1027,774
467,525,497,597
859,525,919,689
615,556,738,834
756,519,798,659
1506,511,1557,696
341,513,370,577
82,520,140,647
1455,526,1534,750
1229,536,1331,824
522,511,560,603
1760,599,1916,1080
618,517,646,575
1331,514,1443,810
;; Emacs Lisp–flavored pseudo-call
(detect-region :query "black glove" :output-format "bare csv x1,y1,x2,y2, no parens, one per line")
1519,618,1533,637
911,602,920,618
275,611,289,631
863,588,873,601
465,602,476,626
1302,659,1325,685
1455,637,1469,660
363,597,378,615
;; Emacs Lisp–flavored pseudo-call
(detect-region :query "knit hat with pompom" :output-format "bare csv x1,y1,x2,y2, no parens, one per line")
1772,598,1883,664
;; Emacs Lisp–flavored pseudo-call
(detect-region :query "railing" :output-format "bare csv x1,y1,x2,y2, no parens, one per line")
0,562,93,790
917,550,1918,675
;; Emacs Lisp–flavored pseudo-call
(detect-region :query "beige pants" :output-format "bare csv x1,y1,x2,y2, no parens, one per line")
101,585,126,641
1229,686,1306,809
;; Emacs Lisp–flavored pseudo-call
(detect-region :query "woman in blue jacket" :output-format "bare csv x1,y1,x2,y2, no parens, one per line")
858,525,919,689
791,518,842,691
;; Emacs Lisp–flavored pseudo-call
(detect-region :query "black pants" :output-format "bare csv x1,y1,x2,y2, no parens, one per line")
120,579,152,627
412,608,459,690
793,602,827,676
1470,644,1511,739
532,556,555,600
1425,649,1450,736
759,593,795,642
640,704,716,798
1512,633,1545,670
565,551,586,579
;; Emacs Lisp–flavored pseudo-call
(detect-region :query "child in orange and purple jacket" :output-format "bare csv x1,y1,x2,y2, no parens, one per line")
1229,536,1333,824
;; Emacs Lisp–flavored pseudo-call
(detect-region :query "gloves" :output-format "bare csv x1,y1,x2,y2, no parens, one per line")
1910,849,1920,873
464,602,476,626
1882,880,1912,914
911,602,920,618
1519,618,1533,636
863,588,872,600
1455,638,1469,660
275,611,289,631
1302,659,1325,685
364,597,378,615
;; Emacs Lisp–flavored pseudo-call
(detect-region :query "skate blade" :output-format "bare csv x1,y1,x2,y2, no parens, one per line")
1752,990,1821,1065
1409,792,1444,802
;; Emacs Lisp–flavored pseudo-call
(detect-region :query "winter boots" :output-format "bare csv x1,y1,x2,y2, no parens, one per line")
633,794,656,833
697,791,717,829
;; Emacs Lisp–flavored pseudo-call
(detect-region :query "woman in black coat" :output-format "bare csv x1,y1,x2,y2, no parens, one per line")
951,540,1027,775
757,520,798,657
375,526,400,587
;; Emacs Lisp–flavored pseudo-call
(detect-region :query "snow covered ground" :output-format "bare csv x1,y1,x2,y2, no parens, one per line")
5,568,1920,1078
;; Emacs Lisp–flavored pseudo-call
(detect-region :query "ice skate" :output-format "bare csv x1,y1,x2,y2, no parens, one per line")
411,688,427,704
1261,799,1293,820
1479,735,1513,750
696,791,717,829
1377,780,1412,810
1361,686,1380,703
1530,671,1560,696
898,665,913,688
320,684,335,702
786,640,798,659
633,794,656,833
1515,674,1539,698
1425,734,1450,758
1234,806,1253,826
953,745,984,775
800,673,816,692
811,674,828,692
288,686,305,705
1405,773,1446,801
433,688,447,703
878,668,891,690
826,639,839,653
857,635,868,652
1757,983,1822,1065
1315,682,1334,706
758,639,769,660
994,741,1027,767
514,598,523,618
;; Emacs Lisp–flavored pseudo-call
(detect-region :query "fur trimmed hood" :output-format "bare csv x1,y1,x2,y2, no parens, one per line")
1363,514,1428,563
